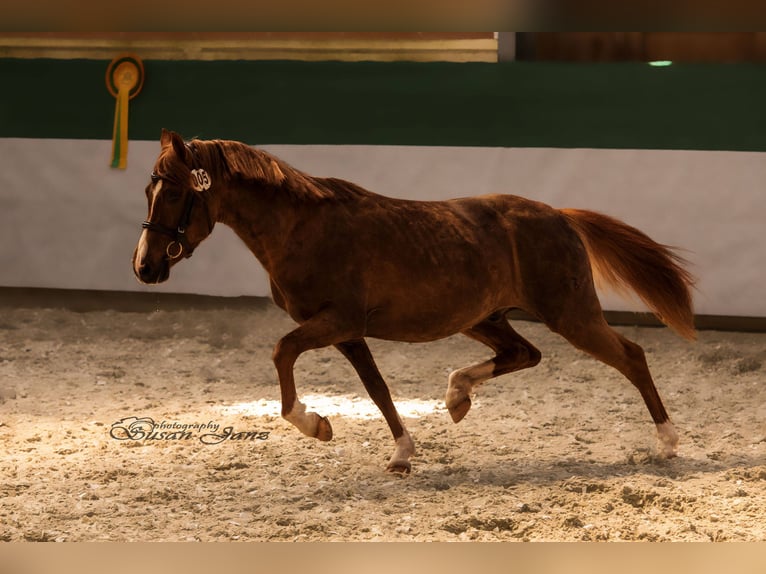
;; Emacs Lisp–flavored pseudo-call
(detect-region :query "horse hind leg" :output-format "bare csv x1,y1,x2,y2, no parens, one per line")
335,340,415,473
446,313,541,423
545,303,679,458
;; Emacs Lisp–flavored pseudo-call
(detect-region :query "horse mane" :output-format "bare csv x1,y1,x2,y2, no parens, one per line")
188,139,336,201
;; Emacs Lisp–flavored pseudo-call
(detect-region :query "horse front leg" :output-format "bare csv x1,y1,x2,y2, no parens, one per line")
335,340,415,474
272,309,360,442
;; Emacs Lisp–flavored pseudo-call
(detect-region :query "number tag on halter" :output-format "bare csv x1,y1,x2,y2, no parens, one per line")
191,169,212,191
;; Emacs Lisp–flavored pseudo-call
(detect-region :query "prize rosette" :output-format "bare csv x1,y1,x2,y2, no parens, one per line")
106,54,144,169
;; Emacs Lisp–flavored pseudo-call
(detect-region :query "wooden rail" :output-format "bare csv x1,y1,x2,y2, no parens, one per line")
0,32,498,62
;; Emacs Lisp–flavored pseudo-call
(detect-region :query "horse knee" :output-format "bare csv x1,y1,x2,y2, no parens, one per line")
272,335,299,365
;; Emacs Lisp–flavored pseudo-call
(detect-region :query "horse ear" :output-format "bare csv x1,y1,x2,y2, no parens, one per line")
168,132,190,164
159,129,188,160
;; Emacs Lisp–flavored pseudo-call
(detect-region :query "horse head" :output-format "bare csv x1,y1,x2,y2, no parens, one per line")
132,129,216,284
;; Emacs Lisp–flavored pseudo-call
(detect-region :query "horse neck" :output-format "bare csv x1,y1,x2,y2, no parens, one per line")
216,181,305,272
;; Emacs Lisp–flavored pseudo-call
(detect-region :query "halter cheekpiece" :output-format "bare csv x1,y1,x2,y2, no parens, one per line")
141,143,212,259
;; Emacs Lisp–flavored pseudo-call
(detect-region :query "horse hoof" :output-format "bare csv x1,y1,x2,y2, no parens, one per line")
447,396,471,423
658,445,678,460
315,416,333,441
386,460,411,474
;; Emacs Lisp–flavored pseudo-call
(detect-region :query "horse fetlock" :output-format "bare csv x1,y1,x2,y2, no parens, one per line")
386,432,415,474
283,402,333,441
656,421,679,458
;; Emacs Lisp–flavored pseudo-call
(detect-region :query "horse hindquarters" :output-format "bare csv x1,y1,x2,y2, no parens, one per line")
559,208,696,340
528,210,694,457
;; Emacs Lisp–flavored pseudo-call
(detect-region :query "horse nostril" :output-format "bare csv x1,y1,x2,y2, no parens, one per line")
137,261,153,282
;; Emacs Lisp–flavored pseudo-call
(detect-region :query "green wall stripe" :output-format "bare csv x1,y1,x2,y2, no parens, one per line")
2,58,766,150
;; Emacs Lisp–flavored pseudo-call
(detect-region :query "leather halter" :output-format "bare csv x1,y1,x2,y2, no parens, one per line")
141,144,212,260
141,181,198,259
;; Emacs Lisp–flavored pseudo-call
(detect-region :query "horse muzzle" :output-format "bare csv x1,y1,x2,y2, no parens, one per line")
134,254,170,284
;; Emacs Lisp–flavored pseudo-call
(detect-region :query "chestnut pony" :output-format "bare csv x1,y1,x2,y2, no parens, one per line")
133,130,695,473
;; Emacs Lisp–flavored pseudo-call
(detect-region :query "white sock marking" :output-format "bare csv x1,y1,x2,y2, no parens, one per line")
656,421,679,457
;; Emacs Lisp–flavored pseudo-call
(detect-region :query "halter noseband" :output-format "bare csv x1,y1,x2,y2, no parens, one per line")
142,144,212,260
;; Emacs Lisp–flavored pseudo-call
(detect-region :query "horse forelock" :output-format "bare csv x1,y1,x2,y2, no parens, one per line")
154,145,193,187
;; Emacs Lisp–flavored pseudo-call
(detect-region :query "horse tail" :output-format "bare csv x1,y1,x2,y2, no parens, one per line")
560,208,696,340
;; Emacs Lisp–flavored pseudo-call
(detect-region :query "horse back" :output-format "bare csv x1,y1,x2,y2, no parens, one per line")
271,189,588,338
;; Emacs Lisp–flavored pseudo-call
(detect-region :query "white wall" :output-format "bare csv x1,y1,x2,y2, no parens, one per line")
1,138,763,317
